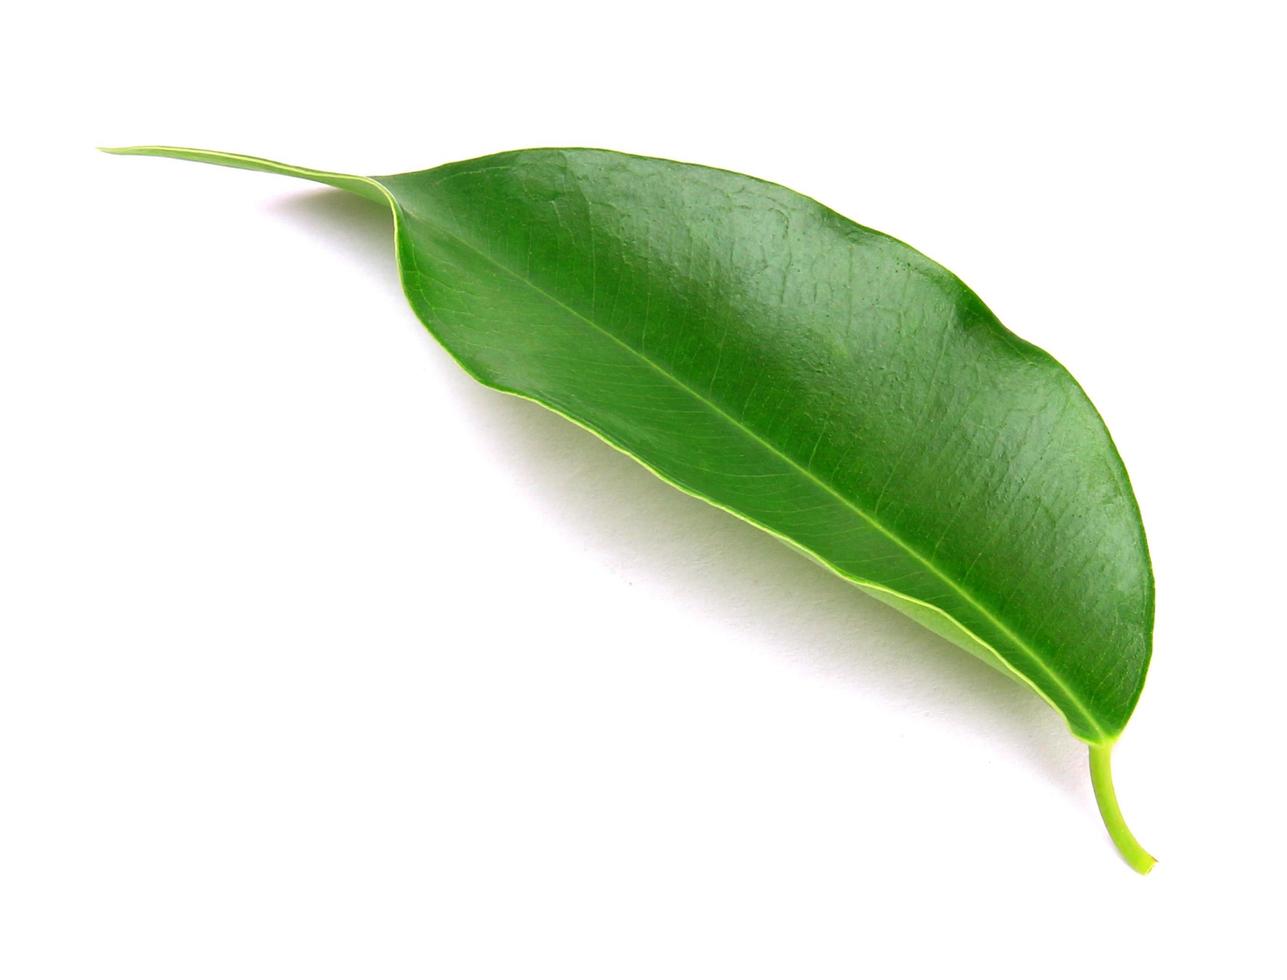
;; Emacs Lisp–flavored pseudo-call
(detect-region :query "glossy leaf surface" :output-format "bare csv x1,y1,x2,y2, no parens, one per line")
106,146,1156,870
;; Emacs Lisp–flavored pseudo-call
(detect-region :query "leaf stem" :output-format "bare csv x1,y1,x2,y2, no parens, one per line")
1088,743,1155,874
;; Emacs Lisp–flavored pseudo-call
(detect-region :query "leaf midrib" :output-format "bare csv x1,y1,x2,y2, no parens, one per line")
390,188,1107,741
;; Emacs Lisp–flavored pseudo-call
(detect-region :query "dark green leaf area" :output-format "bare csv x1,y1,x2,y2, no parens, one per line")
376,149,1152,742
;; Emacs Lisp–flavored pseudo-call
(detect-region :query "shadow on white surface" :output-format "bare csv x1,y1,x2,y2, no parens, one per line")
269,187,1086,798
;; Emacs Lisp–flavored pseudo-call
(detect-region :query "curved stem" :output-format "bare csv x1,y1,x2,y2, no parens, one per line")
1088,743,1156,874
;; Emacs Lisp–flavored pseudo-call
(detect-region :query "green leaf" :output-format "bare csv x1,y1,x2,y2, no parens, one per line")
104,145,1157,872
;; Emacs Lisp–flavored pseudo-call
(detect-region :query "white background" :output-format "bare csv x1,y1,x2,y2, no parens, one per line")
3,2,1284,976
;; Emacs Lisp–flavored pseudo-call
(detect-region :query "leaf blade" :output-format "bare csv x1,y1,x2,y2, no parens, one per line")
373,149,1152,742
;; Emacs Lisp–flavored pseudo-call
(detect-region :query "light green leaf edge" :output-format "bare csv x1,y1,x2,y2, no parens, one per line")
101,145,1156,873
